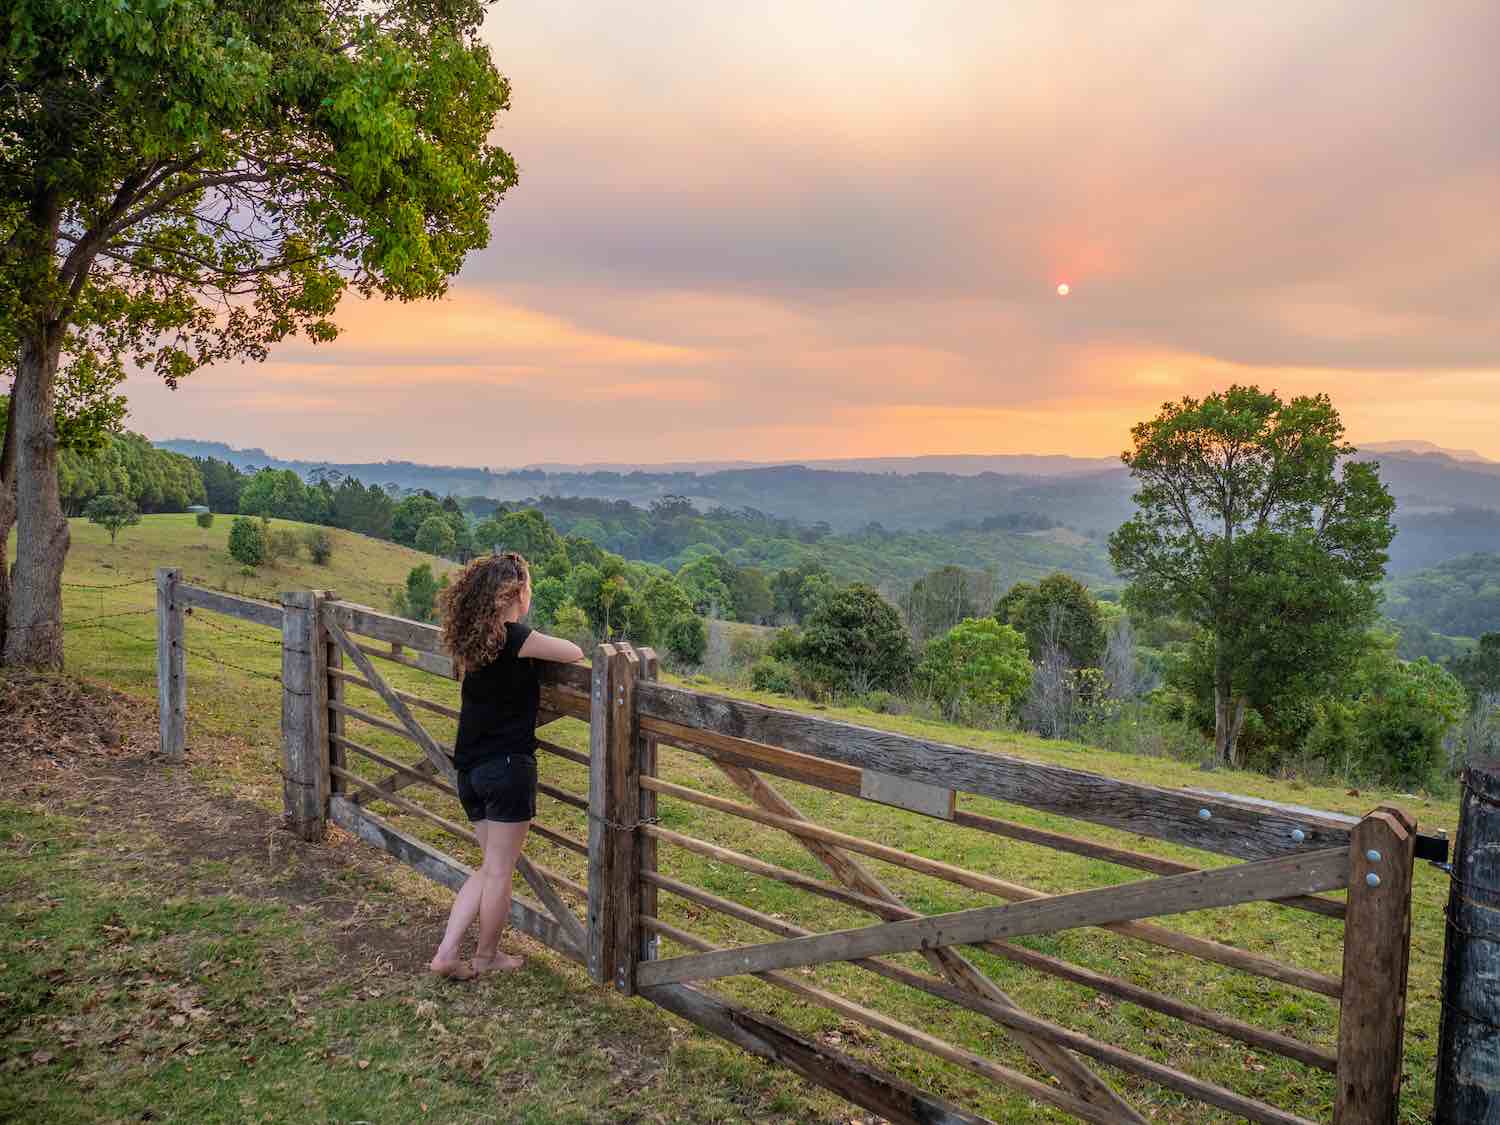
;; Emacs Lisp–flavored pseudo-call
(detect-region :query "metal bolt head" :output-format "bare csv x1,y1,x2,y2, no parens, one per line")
1291,829,1306,843
1198,808,1212,820
1365,849,1382,863
1366,872,1381,888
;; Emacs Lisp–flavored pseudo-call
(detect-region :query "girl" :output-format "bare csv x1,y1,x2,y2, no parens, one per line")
429,551,585,979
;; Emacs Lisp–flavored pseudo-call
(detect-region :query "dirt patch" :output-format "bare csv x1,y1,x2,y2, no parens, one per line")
4,671,460,978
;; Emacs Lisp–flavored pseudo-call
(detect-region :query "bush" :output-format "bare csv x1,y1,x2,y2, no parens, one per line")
266,528,301,564
915,618,1031,722
303,528,333,565
750,658,797,695
227,516,267,568
195,511,214,529
664,614,708,666
1302,656,1468,787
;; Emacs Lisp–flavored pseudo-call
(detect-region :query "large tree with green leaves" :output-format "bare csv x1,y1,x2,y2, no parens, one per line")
1108,386,1395,766
1,0,517,667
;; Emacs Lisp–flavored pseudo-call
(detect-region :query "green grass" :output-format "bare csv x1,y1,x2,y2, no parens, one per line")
7,515,1460,1122
0,802,839,1123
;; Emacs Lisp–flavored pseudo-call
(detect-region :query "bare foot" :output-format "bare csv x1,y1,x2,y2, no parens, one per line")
429,956,477,981
472,951,525,974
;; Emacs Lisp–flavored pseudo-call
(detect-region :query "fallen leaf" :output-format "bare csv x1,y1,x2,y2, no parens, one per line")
169,1014,187,1028
357,1059,370,1070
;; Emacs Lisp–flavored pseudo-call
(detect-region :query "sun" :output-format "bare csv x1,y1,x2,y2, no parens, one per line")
1056,282,1071,297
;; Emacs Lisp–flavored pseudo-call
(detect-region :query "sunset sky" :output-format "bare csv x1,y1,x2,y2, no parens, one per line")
125,1,1500,466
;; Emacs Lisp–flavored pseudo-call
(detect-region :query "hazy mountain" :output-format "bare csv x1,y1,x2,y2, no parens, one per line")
158,440,1500,565
1363,440,1496,464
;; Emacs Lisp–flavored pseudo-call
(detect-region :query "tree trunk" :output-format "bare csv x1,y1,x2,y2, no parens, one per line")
0,407,16,656
3,329,69,669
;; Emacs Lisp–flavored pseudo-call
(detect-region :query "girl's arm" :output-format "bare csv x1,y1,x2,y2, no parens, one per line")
518,631,586,664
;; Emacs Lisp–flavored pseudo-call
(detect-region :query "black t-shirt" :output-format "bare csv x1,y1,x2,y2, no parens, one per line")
454,622,540,771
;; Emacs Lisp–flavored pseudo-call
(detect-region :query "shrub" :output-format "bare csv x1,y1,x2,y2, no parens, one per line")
664,614,708,666
195,511,214,529
303,528,333,565
1303,656,1468,787
228,516,267,567
266,528,301,563
750,657,797,695
915,618,1031,721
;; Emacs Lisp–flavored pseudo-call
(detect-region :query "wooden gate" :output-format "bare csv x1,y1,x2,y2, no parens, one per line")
232,587,1444,1125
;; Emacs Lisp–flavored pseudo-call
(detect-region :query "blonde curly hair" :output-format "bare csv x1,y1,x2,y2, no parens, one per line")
438,551,530,677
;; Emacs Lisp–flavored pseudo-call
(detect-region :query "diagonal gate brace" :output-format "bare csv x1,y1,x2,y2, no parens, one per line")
713,762,1146,1124
638,845,1349,989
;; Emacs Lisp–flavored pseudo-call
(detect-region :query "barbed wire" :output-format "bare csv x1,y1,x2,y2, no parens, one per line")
60,577,157,591
178,639,284,684
184,606,286,647
6,609,156,635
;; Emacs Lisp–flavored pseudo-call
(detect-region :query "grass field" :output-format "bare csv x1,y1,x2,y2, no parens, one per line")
6,515,1461,1123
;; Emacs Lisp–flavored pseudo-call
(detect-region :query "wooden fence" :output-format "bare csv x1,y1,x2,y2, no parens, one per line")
154,570,1451,1124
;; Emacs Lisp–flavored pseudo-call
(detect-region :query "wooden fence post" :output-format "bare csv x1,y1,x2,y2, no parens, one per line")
1335,807,1415,1125
586,644,642,992
155,567,186,761
1436,759,1500,1124
636,647,660,965
322,592,343,798
280,590,329,841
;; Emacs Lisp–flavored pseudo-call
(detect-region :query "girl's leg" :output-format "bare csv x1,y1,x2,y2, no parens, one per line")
473,819,530,971
430,820,491,975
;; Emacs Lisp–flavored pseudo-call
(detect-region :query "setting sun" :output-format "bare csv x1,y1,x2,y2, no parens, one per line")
1056,282,1071,296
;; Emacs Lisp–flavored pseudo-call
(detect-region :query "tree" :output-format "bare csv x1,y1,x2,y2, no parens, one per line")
997,573,1107,669
916,618,1031,721
529,575,568,632
771,561,830,623
663,614,708,666
904,565,981,644
729,566,774,624
1,0,516,667
1108,387,1395,766
552,602,593,649
392,496,446,547
392,564,446,624
795,584,913,695
1453,634,1500,701
414,514,457,559
84,493,139,545
227,516,267,568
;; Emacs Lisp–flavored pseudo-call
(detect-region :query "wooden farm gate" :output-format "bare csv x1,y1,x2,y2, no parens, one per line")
155,573,1449,1124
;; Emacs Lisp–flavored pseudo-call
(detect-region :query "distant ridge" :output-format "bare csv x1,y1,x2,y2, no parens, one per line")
1361,439,1496,464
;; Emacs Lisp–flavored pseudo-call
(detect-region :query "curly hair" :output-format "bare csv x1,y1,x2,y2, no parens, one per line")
438,551,530,677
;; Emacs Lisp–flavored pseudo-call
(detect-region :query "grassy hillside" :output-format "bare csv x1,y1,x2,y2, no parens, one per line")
6,515,1462,1122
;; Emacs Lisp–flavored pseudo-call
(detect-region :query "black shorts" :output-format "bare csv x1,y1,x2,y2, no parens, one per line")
456,754,537,824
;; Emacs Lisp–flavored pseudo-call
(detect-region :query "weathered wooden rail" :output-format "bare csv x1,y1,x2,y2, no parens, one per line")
154,569,1452,1124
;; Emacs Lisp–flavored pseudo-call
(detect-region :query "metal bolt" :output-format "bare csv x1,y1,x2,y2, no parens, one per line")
1366,873,1381,888
1366,849,1382,863
1291,829,1306,843
1198,808,1212,820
